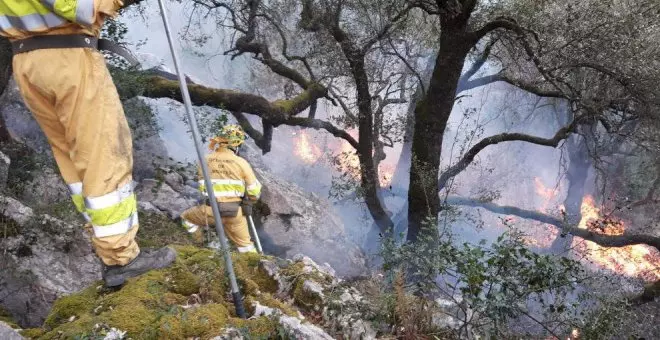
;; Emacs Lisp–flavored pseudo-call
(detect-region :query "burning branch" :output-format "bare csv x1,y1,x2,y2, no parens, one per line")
446,196,660,252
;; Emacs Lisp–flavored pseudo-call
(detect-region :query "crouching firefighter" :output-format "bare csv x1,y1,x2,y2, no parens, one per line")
0,0,176,287
181,124,262,253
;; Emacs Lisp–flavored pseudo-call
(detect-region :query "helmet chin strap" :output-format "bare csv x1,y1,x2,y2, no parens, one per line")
231,145,242,156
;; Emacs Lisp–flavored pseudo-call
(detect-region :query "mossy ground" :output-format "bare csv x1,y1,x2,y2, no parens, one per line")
20,246,313,340
134,211,193,249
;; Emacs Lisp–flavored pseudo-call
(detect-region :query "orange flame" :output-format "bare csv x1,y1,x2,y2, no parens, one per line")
293,131,322,164
379,163,395,187
528,178,562,248
573,195,660,281
534,177,560,213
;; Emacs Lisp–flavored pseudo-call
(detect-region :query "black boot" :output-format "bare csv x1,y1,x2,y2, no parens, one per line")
103,247,176,287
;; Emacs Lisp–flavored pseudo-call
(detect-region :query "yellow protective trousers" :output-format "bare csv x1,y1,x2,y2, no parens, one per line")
180,205,256,253
12,47,139,266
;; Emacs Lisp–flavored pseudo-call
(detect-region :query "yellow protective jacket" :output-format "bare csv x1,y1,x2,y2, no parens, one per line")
198,148,262,203
0,0,123,40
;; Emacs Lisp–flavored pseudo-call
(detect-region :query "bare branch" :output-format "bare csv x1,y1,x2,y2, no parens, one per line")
458,37,499,90
461,74,565,98
438,119,580,190
385,38,426,92
329,87,358,123
273,116,359,150
469,17,525,44
361,5,415,53
257,13,316,80
191,0,247,34
231,111,272,153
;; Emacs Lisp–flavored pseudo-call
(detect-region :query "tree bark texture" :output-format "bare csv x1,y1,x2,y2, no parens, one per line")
407,23,472,242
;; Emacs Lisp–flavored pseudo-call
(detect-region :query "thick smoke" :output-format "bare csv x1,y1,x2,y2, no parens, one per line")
120,4,657,281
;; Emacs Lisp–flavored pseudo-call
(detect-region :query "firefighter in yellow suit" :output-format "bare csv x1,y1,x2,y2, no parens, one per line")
0,0,175,287
181,124,262,253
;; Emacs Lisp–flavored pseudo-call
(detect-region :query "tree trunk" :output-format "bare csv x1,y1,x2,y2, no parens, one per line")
549,133,590,253
352,56,393,233
391,56,435,193
407,26,472,242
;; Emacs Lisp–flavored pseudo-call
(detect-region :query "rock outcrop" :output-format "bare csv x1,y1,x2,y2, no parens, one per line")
0,196,100,328
0,150,8,191
17,246,384,339
135,164,368,278
251,169,367,278
0,321,23,340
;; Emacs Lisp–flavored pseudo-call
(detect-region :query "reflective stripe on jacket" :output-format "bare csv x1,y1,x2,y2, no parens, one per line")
0,0,122,40
198,148,262,202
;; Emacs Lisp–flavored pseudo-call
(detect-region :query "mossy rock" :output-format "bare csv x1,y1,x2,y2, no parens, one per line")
28,245,304,339
278,261,333,311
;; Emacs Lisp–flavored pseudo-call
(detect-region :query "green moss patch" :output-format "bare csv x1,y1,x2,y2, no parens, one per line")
135,211,193,248
29,245,307,339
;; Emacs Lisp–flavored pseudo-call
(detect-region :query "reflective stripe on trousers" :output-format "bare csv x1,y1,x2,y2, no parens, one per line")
68,182,90,222
182,220,200,233
68,181,138,238
237,244,256,253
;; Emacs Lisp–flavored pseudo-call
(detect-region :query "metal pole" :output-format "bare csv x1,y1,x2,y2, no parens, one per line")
156,0,246,319
247,215,263,253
